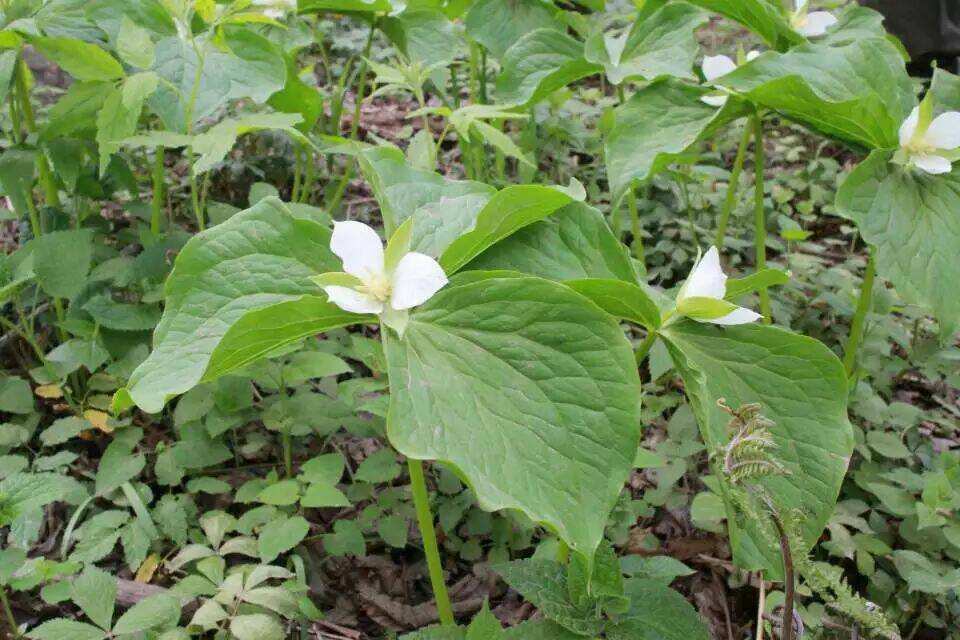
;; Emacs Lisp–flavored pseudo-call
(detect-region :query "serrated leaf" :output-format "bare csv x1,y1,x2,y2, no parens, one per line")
111,593,179,635
606,578,710,640
230,614,284,640
496,29,598,107
30,35,124,81
70,567,116,631
116,16,155,69
386,272,640,559
300,483,350,509
258,516,310,563
32,229,93,299
257,480,301,506
494,559,602,636
26,619,106,640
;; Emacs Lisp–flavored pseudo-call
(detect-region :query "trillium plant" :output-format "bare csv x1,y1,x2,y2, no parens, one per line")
3,0,955,637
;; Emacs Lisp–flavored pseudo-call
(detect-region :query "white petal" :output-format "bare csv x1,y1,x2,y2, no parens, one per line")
798,11,836,36
700,94,728,107
745,50,760,62
390,252,448,310
925,111,960,150
795,0,807,11
680,246,727,301
899,106,919,147
323,286,384,314
705,307,763,325
330,220,385,281
912,153,953,175
702,55,737,82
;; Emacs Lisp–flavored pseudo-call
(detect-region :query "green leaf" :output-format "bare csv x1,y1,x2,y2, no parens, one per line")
353,449,401,484
111,594,180,635
116,199,340,413
466,603,502,640
467,203,637,283
39,417,89,447
675,296,740,321
386,272,640,558
682,0,803,50
96,85,145,174
258,515,310,563
605,78,749,200
26,619,106,640
0,376,33,414
204,296,366,383
83,296,161,331
258,480,301,506
836,150,960,339
0,148,35,225
230,614,284,640
661,321,852,575
323,519,365,557
565,279,662,330
502,620,584,639
724,268,790,300
191,113,305,174
493,559,603,635
299,454,345,485
300,483,350,508
606,578,710,640
283,352,350,385
584,3,708,85
116,15,155,69
95,428,145,496
866,431,911,459
891,550,960,594
465,0,563,60
620,555,695,584
30,36,124,82
31,229,93,299
438,185,573,274
296,0,394,14
357,146,494,233
41,82,112,141
268,52,322,134
718,39,913,150
381,9,461,68
71,567,116,631
495,29,598,107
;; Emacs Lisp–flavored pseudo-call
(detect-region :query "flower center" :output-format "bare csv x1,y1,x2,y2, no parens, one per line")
357,272,392,302
904,136,937,156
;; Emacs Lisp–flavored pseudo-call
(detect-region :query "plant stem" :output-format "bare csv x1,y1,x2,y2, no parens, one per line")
328,18,376,216
768,509,795,640
752,115,771,323
282,430,293,478
407,458,455,626
842,249,876,377
755,573,765,640
634,330,657,365
151,148,165,235
556,539,570,564
715,122,751,248
15,56,59,210
626,185,645,263
0,587,19,638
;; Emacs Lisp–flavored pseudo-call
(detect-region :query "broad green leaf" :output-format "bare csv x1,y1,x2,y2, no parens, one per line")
836,151,960,339
70,566,116,631
620,555,695,584
204,296,366,382
96,83,148,174
150,29,285,131
299,454,345,485
819,5,891,48
605,78,749,199
354,449,401,484
724,268,789,300
892,550,960,594
502,620,584,639
495,29,599,107
300,483,350,508
191,113,305,174
0,473,84,527
385,272,641,558
357,146,494,233
41,81,111,141
0,148,37,221
95,428,145,496
116,199,339,413
241,587,299,618
465,0,563,60
230,614,284,640
493,559,603,636
283,352,350,384
39,417,89,447
85,0,178,44
683,0,803,51
606,578,710,640
0,50,17,106
111,593,180,635
258,515,310,563
718,38,913,150
26,619,106,640
29,36,124,81
83,295,161,331
116,16,156,69
438,185,574,274
661,320,853,574
584,3,708,85
566,279,661,330
268,52,323,134
258,480,300,506
381,9,461,68
467,203,637,283
32,229,93,299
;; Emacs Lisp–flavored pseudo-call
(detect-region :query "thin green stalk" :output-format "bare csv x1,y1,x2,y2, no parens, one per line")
0,587,19,638
752,115,771,323
282,430,293,478
715,122,751,248
842,250,876,377
626,186,644,263
300,148,316,203
15,57,60,209
556,540,570,564
151,149,164,235
328,19,376,215
188,148,204,230
407,458,454,626
292,144,303,202
634,330,657,365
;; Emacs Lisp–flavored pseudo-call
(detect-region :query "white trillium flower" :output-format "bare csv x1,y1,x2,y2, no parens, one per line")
321,220,448,321
791,0,837,37
675,246,762,325
897,105,960,175
700,51,759,107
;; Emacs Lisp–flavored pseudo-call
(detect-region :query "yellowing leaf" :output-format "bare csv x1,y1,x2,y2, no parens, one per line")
34,384,64,399
84,409,113,433
135,553,161,583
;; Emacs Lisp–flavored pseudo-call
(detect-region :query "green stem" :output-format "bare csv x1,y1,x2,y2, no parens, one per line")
715,122,751,248
626,186,645,263
328,19,376,216
842,249,876,377
292,144,303,202
407,458,455,626
188,147,204,230
282,430,292,478
556,539,570,564
0,587,19,638
634,330,657,366
15,57,59,210
151,148,164,235
752,115,771,323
